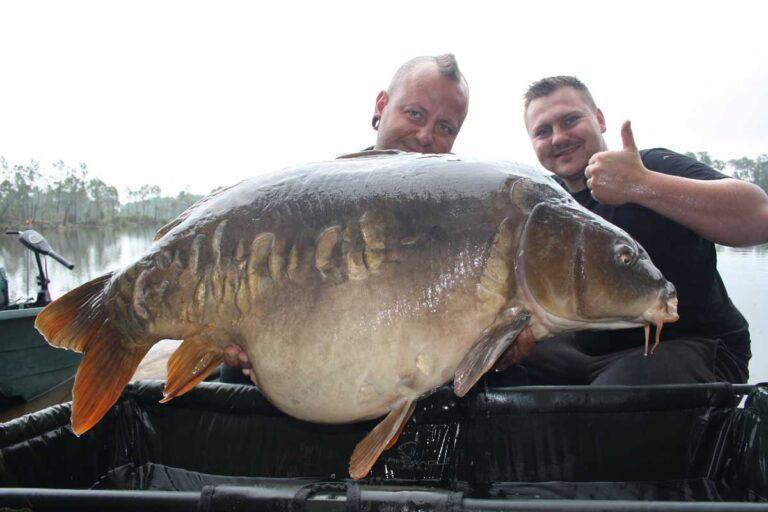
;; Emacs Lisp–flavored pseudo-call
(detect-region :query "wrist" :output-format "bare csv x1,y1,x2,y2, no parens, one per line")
628,166,658,205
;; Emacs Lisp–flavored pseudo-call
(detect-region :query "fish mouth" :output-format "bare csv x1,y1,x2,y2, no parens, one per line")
640,288,679,356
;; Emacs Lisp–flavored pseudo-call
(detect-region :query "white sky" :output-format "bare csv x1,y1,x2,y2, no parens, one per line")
1,1,767,198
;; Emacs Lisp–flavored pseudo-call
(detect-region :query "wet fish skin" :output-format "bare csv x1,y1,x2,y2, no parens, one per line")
35,151,678,479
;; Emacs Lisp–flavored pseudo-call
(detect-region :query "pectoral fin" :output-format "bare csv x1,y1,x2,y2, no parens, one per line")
453,309,530,397
161,336,223,403
349,398,416,480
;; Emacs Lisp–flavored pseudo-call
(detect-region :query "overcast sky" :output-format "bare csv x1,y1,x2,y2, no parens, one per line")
1,1,767,198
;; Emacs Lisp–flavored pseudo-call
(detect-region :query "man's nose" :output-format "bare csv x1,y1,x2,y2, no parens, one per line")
415,125,435,147
552,125,570,147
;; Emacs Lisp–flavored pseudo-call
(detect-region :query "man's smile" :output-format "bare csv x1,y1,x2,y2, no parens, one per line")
553,143,581,158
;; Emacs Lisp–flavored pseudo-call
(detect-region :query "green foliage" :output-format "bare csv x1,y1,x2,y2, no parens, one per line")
728,155,768,194
0,157,204,229
687,152,767,194
685,151,726,171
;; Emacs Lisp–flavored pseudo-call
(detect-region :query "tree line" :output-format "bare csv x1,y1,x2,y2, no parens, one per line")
0,157,203,229
2,153,767,230
683,152,768,192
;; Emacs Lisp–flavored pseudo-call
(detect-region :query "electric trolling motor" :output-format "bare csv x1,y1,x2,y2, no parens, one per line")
2,230,75,309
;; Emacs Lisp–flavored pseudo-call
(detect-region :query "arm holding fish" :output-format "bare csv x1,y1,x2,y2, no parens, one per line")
585,121,768,247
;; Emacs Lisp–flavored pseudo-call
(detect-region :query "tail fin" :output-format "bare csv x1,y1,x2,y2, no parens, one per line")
35,272,152,435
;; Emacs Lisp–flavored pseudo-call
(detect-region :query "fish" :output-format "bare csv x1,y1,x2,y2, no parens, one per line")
35,150,678,479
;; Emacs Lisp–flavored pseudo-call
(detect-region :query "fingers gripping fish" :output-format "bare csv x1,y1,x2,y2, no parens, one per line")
35,151,678,479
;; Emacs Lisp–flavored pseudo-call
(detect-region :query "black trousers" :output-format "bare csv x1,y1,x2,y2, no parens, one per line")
218,363,254,384
515,331,751,386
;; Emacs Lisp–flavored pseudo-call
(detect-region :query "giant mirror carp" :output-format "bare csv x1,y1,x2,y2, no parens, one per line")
35,151,678,479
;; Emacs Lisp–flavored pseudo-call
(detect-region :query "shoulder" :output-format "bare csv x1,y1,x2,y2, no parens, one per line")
640,148,727,181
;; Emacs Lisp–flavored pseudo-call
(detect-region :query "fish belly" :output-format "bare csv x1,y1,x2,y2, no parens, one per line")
242,282,490,423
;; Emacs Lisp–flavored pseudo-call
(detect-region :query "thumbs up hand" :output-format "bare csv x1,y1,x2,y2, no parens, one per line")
584,121,652,206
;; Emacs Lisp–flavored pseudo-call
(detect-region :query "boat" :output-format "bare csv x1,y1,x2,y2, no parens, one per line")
0,306,81,406
0,230,82,410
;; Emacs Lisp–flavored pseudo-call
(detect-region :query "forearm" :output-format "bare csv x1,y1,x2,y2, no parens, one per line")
632,173,768,247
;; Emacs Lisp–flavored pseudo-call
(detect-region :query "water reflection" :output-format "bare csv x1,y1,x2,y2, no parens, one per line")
716,243,768,384
0,227,157,304
716,243,768,254
1,229,766,383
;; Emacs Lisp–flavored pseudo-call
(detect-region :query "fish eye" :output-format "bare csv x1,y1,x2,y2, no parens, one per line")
615,244,636,266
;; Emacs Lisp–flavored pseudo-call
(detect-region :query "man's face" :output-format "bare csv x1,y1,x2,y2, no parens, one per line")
374,63,468,154
525,86,607,191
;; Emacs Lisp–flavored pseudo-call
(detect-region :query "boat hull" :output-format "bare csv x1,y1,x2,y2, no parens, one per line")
0,307,82,403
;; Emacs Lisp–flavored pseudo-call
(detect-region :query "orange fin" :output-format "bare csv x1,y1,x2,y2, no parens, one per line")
161,337,223,403
385,412,410,450
34,271,155,436
35,272,114,352
453,310,529,397
349,399,416,480
72,335,150,435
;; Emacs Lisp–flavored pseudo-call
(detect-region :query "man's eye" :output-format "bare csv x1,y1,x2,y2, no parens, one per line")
565,115,579,126
407,110,423,121
534,127,550,138
437,122,455,136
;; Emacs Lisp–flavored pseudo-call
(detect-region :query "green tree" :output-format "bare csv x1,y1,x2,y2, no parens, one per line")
685,151,725,171
87,178,110,222
729,155,768,194
11,161,41,224
104,185,120,223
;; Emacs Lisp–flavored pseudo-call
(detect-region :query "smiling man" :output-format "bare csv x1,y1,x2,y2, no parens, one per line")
515,75,768,385
370,54,469,154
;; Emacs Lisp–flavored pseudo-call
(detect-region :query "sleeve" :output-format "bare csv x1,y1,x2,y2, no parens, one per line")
640,148,728,181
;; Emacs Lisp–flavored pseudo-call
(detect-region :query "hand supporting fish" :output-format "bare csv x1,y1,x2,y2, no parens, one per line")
35,152,678,479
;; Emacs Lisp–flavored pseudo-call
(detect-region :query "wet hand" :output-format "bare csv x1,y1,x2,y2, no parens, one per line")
493,327,536,371
223,344,253,376
585,121,651,206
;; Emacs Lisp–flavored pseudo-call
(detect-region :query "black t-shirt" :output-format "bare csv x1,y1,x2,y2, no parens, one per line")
560,148,749,352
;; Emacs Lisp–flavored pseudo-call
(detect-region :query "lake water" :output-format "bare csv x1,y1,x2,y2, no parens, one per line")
2,228,766,383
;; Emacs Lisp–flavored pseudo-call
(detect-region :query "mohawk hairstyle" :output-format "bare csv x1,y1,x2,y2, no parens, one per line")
388,54,468,94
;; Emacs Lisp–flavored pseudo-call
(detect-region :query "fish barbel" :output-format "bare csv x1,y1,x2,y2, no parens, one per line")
35,151,678,479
